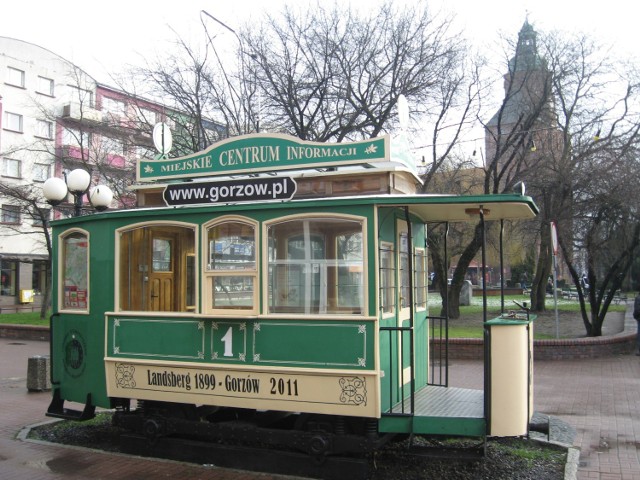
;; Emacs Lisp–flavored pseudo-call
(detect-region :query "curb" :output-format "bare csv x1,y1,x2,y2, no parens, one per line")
564,447,580,480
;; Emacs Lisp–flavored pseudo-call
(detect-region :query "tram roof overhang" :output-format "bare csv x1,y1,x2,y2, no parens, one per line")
375,194,539,223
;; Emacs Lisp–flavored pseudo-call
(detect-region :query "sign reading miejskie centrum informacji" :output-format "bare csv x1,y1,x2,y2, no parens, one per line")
137,133,390,182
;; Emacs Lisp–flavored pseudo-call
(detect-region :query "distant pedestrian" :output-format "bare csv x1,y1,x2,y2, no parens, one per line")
634,289,640,355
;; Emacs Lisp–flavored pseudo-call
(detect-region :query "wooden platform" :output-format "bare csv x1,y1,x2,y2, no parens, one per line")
379,386,486,437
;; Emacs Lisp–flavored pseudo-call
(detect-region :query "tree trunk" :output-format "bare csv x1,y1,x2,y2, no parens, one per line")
447,222,483,319
530,224,552,312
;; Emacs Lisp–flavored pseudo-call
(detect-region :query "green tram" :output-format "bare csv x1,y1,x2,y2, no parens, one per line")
46,133,538,462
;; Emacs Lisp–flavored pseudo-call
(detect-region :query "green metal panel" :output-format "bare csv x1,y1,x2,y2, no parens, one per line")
378,415,486,437
106,316,376,370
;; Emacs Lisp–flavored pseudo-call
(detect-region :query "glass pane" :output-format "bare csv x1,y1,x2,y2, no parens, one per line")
379,243,395,314
1,261,17,296
212,276,254,309
414,250,427,308
399,233,410,308
119,225,195,312
268,217,364,315
63,232,88,310
152,238,171,272
208,222,255,270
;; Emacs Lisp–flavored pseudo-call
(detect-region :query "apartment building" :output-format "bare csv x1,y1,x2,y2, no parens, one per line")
0,36,167,311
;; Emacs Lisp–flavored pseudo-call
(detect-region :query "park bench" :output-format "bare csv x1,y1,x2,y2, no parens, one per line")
562,287,580,300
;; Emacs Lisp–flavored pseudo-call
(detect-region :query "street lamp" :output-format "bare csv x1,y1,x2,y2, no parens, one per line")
43,168,113,217
201,10,260,133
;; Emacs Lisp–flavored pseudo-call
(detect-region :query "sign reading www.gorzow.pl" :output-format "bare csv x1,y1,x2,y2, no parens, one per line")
163,177,297,206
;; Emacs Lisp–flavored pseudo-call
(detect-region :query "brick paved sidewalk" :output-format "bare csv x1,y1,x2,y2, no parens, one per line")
447,305,640,480
0,339,291,480
3,307,640,480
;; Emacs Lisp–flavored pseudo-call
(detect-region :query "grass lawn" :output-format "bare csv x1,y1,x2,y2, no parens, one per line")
429,292,626,339
0,311,49,326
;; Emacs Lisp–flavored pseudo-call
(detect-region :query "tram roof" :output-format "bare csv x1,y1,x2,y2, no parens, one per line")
50,192,537,228
371,193,539,222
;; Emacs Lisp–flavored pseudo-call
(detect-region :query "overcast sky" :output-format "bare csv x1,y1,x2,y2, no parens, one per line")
2,0,637,84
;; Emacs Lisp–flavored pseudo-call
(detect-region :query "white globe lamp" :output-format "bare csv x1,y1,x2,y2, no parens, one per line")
43,177,68,205
89,185,114,211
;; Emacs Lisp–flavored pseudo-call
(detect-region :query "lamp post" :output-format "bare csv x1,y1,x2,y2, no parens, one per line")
201,10,260,133
43,168,113,217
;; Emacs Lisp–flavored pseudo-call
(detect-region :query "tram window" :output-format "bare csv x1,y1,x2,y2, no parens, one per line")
399,233,410,308
118,224,196,312
267,217,365,315
205,219,257,313
379,242,395,315
60,230,89,311
414,248,427,310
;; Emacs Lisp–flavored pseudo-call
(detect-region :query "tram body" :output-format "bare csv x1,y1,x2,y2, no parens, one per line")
47,134,538,455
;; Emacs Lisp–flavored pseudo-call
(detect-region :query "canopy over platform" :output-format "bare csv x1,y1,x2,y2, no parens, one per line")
375,193,539,222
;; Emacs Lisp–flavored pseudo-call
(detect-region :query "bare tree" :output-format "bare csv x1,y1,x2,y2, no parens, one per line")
0,182,53,318
543,31,640,335
244,2,469,142
436,21,555,319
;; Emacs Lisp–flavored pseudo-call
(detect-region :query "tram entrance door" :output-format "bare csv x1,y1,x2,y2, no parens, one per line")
118,225,195,312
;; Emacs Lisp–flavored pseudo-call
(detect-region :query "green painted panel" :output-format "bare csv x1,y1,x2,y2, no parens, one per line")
379,415,486,436
138,135,388,181
110,318,205,359
253,321,373,369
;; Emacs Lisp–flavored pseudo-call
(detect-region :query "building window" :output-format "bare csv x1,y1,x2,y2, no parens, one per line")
4,112,23,133
2,158,22,178
69,86,94,108
1,205,21,224
101,136,124,155
33,163,51,182
37,76,54,96
1,261,17,296
36,120,53,139
62,128,90,148
32,261,49,295
6,67,25,88
102,97,126,117
137,107,156,125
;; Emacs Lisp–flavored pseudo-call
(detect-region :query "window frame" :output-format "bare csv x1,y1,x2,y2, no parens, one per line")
4,112,23,133
263,213,368,317
36,76,54,96
1,260,18,296
6,67,25,88
1,204,21,224
102,96,126,117
203,216,258,316
115,221,198,313
36,119,54,139
379,240,396,317
58,228,90,313
2,158,22,178
413,247,428,312
33,163,51,182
